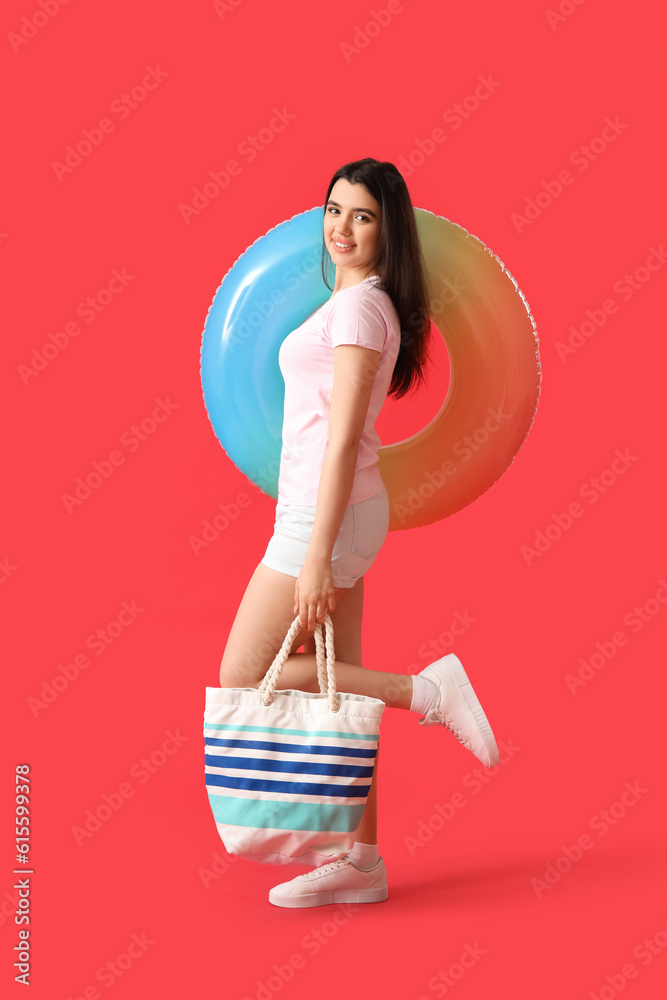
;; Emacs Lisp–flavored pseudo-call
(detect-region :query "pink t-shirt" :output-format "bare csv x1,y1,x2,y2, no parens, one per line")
277,274,401,507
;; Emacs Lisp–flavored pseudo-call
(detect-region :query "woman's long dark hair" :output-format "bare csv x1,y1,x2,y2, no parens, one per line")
321,158,432,400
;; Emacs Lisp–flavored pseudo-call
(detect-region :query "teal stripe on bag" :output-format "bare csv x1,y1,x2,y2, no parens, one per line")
204,722,379,741
207,792,365,832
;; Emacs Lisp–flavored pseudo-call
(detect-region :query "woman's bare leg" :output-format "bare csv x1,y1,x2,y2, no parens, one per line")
354,746,378,845
219,563,411,846
268,651,413,709
220,563,412,710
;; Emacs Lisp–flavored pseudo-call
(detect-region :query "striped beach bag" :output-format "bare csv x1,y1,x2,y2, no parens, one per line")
204,612,384,866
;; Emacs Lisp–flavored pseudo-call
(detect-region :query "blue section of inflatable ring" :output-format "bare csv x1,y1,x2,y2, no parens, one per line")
200,207,329,499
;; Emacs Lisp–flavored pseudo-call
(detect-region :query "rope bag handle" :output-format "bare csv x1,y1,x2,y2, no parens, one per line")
258,612,340,712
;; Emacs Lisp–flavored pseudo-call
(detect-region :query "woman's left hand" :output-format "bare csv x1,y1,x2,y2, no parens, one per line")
294,555,336,632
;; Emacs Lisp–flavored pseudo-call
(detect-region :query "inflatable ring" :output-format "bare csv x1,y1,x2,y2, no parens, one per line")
200,207,541,531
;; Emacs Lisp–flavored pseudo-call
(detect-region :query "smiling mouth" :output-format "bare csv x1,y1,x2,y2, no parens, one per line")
332,238,355,250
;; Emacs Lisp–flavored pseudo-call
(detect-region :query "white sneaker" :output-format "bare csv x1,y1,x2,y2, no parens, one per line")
418,655,499,767
268,856,388,908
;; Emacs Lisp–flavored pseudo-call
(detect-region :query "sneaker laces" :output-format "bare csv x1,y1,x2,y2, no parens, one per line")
301,858,350,880
418,707,440,727
442,712,472,748
420,704,472,747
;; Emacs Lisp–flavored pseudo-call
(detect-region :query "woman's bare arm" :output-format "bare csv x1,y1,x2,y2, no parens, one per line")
294,344,382,628
309,344,381,558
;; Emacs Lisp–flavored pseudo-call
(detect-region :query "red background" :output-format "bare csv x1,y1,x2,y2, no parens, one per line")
3,1,666,997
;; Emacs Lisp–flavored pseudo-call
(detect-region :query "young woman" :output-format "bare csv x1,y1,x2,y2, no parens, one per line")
219,157,499,908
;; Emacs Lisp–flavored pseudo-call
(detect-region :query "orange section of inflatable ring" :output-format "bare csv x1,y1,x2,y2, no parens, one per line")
378,209,541,530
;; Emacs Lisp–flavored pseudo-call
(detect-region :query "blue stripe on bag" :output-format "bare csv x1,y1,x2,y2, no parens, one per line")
204,754,374,778
204,722,379,741
205,772,371,797
204,736,377,759
207,792,365,832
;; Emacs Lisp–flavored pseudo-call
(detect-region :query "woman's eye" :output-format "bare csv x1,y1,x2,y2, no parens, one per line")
327,207,368,222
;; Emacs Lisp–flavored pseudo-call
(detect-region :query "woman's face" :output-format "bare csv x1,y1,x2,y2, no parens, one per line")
324,178,382,277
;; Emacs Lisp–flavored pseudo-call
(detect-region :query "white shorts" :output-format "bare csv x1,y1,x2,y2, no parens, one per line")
260,485,389,588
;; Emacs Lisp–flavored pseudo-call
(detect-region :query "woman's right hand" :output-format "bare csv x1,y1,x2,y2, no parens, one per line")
294,554,336,632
